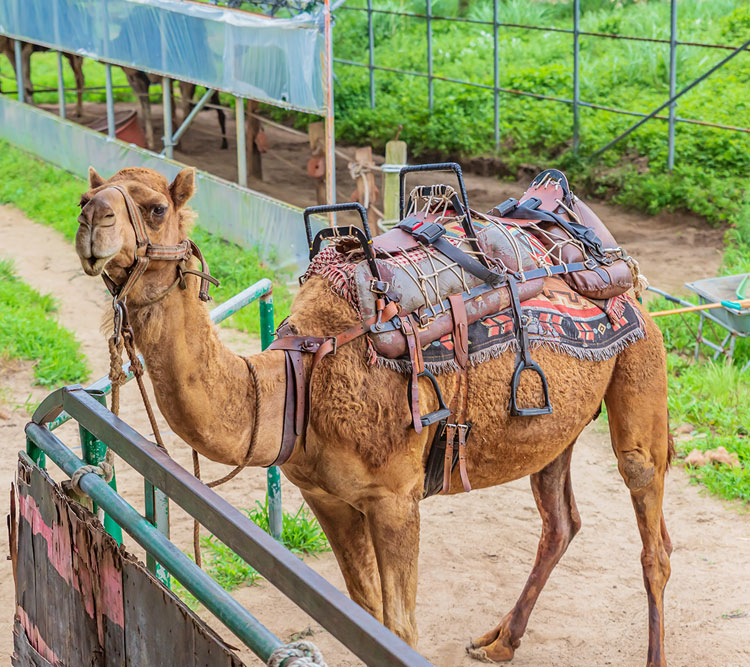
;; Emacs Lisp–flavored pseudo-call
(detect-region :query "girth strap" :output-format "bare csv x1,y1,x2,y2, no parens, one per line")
447,293,468,370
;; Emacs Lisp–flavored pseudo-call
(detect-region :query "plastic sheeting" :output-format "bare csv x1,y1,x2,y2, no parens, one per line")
0,96,322,273
0,0,325,113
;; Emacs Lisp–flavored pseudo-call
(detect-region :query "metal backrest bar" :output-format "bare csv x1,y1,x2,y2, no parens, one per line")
31,386,432,667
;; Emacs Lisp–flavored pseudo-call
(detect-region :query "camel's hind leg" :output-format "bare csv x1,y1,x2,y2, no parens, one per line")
468,444,580,662
605,326,671,667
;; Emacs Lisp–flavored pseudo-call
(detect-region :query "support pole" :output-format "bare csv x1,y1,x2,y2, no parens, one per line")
56,51,66,120
105,64,115,138
145,479,171,588
493,0,500,148
14,40,24,104
383,140,407,227
79,391,122,545
367,0,375,109
259,292,282,542
165,86,214,151
324,0,337,211
573,0,581,154
668,0,678,171
236,97,248,187
426,0,434,111
162,77,173,158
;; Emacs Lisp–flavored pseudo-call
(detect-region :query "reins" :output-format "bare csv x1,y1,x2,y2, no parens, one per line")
101,185,227,568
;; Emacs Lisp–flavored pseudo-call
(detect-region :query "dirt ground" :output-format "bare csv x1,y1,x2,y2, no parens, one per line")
1,167,748,666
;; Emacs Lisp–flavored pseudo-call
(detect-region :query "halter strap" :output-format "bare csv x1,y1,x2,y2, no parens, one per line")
100,185,218,303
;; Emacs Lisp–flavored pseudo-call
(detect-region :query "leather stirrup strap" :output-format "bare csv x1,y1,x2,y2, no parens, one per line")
443,423,456,494
457,425,471,493
448,293,469,370
271,352,299,467
402,316,425,434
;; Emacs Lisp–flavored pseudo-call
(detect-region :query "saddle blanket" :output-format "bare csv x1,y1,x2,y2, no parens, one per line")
378,278,647,374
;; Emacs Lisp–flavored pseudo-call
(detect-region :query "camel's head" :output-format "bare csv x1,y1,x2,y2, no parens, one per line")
76,166,196,282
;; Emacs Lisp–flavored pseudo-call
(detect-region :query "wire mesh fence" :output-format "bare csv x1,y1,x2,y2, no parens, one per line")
332,0,750,168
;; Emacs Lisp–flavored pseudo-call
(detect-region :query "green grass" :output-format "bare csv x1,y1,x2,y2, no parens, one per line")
0,140,292,333
649,192,750,504
327,0,750,224
173,500,329,609
0,259,89,387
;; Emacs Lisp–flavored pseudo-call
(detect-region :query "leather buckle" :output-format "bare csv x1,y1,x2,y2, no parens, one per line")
325,336,338,355
370,279,390,294
584,258,598,270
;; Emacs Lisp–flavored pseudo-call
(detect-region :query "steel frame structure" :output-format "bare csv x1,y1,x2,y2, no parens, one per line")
335,0,750,165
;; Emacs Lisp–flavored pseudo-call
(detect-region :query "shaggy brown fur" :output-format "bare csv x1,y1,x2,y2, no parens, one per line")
75,166,672,666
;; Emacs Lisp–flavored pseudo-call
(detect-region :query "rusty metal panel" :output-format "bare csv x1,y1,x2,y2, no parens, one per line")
12,455,245,667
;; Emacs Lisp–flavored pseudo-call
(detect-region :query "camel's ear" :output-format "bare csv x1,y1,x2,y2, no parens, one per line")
88,166,106,189
169,168,196,210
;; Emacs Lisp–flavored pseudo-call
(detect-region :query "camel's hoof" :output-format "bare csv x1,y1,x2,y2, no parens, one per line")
466,638,516,663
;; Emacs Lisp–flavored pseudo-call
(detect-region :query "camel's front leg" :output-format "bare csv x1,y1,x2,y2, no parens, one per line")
468,444,580,662
363,494,420,646
301,489,383,621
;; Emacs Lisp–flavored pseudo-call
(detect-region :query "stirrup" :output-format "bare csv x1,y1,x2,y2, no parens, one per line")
407,368,452,428
510,359,553,417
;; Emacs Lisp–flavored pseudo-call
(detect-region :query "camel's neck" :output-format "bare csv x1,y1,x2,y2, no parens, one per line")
126,275,282,467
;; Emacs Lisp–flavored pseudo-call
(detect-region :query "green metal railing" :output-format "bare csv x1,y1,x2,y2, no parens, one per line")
24,388,430,666
34,278,282,584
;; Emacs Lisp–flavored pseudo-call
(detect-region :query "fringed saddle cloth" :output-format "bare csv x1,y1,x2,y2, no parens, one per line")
289,168,648,496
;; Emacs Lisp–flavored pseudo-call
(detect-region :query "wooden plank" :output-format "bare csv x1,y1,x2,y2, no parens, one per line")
308,121,327,205
383,140,407,225
12,619,53,667
13,456,245,667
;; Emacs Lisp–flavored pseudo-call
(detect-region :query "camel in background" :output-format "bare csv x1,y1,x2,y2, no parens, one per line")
73,165,673,666
0,37,84,117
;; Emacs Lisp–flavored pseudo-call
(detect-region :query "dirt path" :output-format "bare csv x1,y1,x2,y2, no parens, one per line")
1,203,748,666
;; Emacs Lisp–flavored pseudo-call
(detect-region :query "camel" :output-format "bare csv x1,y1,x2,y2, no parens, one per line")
74,165,673,666
121,70,227,152
0,37,84,116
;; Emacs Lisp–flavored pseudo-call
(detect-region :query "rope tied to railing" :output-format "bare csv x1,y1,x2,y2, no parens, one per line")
267,640,327,667
70,450,115,495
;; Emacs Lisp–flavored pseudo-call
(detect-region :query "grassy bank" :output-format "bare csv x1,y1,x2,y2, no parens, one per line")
649,194,750,504
0,141,292,334
0,259,89,388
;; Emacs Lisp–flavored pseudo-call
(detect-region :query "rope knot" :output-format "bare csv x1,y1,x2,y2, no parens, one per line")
267,641,327,667
70,450,115,496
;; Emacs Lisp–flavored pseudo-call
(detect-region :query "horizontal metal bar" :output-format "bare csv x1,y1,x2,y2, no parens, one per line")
338,7,750,51
22,427,283,662
335,58,749,133
210,278,272,323
32,387,431,667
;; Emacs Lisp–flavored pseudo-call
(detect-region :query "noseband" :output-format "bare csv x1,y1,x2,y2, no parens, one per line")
100,185,218,304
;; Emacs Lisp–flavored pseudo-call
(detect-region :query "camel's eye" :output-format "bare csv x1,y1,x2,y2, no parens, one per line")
152,205,167,217
79,197,89,209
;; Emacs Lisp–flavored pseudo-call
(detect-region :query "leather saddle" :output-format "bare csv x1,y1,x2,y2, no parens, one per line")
270,164,637,492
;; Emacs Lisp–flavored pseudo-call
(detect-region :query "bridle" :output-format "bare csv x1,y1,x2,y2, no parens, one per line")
99,184,218,306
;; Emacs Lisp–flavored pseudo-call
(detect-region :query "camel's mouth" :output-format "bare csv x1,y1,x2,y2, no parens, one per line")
79,255,112,277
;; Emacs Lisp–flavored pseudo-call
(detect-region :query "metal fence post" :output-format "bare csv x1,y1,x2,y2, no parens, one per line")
14,39,24,104
163,78,173,158
259,292,283,542
367,0,375,109
56,52,66,120
493,0,500,148
236,96,248,187
668,0,677,171
573,0,581,153
79,390,123,545
145,480,171,588
426,0,434,111
105,64,115,138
